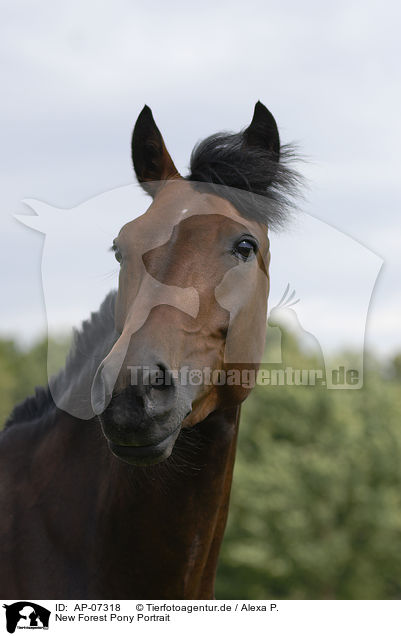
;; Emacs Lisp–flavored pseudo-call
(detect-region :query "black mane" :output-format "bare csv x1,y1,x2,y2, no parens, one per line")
4,386,55,429
4,291,117,428
187,133,301,228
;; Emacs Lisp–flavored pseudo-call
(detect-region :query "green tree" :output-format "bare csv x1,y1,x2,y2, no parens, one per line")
216,360,401,599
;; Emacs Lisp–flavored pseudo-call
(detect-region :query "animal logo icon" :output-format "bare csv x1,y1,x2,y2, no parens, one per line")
2,602,50,633
266,284,325,369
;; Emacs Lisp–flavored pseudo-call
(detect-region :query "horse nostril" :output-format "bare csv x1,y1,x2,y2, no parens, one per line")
148,363,174,391
142,362,177,419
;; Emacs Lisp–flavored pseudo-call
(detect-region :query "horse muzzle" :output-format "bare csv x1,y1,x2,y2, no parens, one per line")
92,360,191,465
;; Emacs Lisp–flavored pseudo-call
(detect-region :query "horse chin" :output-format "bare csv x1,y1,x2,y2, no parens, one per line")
107,424,181,466
97,388,190,466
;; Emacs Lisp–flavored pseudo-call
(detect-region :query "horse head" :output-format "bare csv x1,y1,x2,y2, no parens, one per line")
92,103,284,465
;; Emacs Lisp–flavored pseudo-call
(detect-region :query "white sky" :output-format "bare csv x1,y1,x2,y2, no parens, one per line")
1,0,400,356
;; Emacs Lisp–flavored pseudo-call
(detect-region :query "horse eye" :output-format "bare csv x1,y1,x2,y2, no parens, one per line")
234,239,257,261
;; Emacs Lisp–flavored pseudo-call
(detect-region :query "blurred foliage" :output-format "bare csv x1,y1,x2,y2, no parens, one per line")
0,339,48,427
1,335,401,599
0,336,69,427
217,345,401,599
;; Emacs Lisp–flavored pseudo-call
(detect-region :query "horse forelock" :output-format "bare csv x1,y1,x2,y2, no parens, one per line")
187,134,302,229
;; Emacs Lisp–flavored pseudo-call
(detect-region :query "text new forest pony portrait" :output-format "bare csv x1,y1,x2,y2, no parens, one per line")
0,102,298,599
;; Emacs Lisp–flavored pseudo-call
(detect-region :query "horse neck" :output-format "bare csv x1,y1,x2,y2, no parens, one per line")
94,406,240,599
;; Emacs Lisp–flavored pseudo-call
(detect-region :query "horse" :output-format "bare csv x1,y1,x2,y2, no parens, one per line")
0,102,298,599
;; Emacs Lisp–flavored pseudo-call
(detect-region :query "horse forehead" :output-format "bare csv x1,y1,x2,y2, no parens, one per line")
120,183,268,249
148,183,256,228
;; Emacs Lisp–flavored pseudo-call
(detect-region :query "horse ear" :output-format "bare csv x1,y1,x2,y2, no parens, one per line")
243,101,280,158
132,106,181,195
